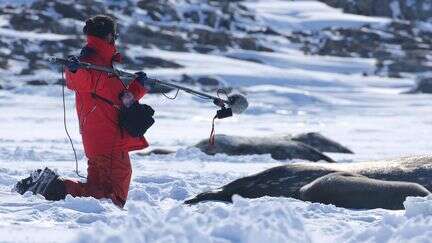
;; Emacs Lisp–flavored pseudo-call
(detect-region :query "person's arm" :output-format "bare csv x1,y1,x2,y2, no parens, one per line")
64,56,94,92
128,78,149,101
65,68,95,92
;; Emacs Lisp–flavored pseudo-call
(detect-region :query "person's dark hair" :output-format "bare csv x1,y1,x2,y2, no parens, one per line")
83,15,116,39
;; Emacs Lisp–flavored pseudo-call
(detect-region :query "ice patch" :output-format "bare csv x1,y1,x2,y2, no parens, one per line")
226,49,376,75
0,0,36,6
0,28,71,41
243,0,390,33
404,195,432,218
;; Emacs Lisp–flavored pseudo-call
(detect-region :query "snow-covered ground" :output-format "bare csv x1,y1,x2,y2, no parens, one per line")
1,1,432,242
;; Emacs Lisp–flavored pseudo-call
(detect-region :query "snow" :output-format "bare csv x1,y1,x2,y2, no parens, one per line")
242,0,390,33
225,49,377,75
0,28,71,41
75,196,312,243
0,0,36,7
390,1,402,19
404,195,432,218
1,0,432,242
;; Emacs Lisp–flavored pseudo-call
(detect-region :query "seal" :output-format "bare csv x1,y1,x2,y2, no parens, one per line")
290,132,353,154
140,133,352,162
299,172,430,209
194,134,336,162
185,155,432,209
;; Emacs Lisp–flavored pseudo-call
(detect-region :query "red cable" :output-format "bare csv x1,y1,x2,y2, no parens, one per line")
209,115,217,146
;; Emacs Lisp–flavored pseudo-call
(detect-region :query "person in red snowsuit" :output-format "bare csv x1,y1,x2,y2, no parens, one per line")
61,16,149,207
14,15,152,207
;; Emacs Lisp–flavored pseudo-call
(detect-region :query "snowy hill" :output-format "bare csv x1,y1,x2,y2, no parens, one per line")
1,0,432,242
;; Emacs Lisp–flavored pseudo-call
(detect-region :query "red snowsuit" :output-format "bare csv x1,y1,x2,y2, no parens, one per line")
63,35,149,207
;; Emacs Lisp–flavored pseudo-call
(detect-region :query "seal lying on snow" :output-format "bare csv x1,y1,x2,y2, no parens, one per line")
185,155,432,209
290,132,353,154
195,134,334,162
299,172,430,210
141,133,352,163
195,133,353,162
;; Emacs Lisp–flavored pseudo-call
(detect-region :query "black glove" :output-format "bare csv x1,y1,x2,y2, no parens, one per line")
135,71,148,85
135,71,156,88
66,55,80,73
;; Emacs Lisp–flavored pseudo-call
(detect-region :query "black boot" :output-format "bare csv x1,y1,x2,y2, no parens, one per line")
14,167,66,201
14,169,42,195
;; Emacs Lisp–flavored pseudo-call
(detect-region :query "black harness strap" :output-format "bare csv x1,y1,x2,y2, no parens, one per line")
91,92,116,106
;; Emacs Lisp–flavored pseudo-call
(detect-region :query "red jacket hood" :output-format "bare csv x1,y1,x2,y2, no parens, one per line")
86,35,122,64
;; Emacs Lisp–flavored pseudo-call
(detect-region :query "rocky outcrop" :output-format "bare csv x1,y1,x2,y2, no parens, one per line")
135,56,183,69
302,1,432,78
0,0,272,87
3,0,432,88
319,0,432,21
295,20,432,78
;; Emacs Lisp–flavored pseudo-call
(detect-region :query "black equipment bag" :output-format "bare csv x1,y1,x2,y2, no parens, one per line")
118,102,155,137
91,93,155,137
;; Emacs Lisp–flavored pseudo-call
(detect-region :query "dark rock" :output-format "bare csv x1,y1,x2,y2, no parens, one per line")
194,134,335,162
9,11,73,34
27,80,48,86
0,56,7,69
135,56,183,69
203,10,218,28
138,148,176,156
225,55,264,64
182,2,238,30
407,77,432,94
319,0,432,21
183,11,200,23
196,76,221,86
193,29,231,49
30,0,106,26
137,0,179,21
298,20,432,77
291,132,353,154
247,27,281,36
124,25,187,51
53,2,85,20
193,45,216,54
236,37,272,52
388,59,432,74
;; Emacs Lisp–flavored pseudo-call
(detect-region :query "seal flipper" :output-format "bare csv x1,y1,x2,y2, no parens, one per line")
184,189,232,205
